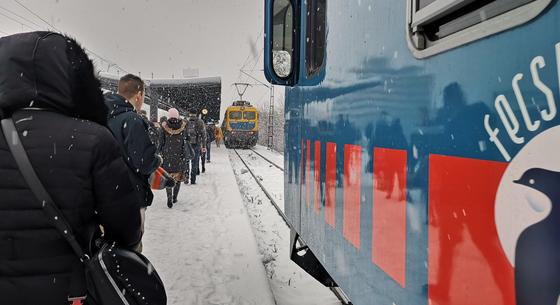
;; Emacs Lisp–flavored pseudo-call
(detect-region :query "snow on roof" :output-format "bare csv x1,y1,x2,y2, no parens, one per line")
149,77,221,86
98,72,221,86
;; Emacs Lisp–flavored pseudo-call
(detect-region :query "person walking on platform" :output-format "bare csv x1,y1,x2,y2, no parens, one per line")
0,31,142,305
205,121,216,163
185,109,207,184
105,74,162,251
215,123,224,147
200,121,214,172
160,108,192,208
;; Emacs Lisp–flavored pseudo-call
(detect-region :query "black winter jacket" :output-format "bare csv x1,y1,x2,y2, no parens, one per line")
105,93,160,206
0,32,142,305
186,115,207,148
161,118,191,173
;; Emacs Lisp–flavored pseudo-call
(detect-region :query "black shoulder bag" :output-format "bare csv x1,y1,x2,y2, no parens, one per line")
1,117,167,305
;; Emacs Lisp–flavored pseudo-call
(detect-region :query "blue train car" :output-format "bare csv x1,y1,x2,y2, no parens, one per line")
263,1,560,305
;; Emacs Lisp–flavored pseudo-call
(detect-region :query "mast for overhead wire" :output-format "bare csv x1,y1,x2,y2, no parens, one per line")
239,70,276,150
267,86,275,150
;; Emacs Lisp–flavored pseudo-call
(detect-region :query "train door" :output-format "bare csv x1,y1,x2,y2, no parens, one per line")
264,0,328,233
264,0,303,232
265,0,341,290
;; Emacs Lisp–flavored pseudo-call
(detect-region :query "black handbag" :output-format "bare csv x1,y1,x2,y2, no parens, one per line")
1,117,167,305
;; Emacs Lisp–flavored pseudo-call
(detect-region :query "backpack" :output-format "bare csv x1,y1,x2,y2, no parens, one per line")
206,125,216,142
186,119,198,144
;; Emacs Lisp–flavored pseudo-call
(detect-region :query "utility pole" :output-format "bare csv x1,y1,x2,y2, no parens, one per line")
240,70,276,150
267,86,275,150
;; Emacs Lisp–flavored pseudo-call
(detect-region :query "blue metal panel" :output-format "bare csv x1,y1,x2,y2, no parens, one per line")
229,122,256,130
282,1,560,305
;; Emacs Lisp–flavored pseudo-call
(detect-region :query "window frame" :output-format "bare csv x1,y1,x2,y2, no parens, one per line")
228,111,242,120
305,0,327,78
406,0,553,58
270,0,297,80
243,111,257,120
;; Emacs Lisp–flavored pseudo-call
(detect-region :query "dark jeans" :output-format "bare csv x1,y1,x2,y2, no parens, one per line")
166,183,181,201
206,141,211,161
187,144,201,178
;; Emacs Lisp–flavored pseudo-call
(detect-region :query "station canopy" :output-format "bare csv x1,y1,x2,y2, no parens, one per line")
99,72,221,122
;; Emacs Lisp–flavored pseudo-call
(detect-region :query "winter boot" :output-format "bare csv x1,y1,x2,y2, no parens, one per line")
172,183,181,203
190,175,196,185
166,188,173,208
202,166,206,173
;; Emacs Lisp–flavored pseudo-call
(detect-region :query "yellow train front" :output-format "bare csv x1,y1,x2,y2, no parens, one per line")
222,101,258,148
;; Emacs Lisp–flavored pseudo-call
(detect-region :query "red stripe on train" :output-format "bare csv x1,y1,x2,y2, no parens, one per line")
306,139,311,207
325,142,337,228
343,144,362,249
372,148,407,288
314,141,321,214
428,155,514,305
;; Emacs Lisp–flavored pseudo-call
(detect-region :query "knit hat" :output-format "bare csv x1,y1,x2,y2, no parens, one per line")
168,108,180,119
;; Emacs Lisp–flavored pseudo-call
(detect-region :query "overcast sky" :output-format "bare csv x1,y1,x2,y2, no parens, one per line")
0,0,281,118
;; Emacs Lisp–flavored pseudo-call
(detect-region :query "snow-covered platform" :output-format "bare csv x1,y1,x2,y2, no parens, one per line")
141,145,276,305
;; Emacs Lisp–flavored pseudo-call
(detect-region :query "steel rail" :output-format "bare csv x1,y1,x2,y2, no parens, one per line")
233,149,290,227
248,148,284,171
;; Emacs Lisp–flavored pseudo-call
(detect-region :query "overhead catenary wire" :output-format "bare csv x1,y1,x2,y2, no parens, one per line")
0,10,35,30
0,4,46,29
238,31,263,83
12,0,129,74
14,0,61,32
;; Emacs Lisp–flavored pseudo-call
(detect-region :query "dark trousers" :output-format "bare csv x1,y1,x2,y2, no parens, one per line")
201,148,206,166
187,144,201,180
206,141,211,161
166,183,181,201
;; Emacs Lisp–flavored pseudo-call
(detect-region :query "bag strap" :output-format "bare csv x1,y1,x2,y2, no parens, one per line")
1,117,89,303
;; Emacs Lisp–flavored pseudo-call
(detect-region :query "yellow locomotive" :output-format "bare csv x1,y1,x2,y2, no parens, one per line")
222,100,258,148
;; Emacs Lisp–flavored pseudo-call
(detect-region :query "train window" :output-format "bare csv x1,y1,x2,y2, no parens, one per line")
243,112,257,120
229,111,242,120
272,0,294,78
305,0,326,77
407,0,552,58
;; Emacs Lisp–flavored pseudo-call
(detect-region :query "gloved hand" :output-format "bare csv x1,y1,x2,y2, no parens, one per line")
164,178,176,188
201,147,207,153
155,154,163,167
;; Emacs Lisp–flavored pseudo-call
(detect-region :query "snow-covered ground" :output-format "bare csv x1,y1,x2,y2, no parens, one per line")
141,145,276,305
250,145,284,169
229,145,342,305
140,143,340,305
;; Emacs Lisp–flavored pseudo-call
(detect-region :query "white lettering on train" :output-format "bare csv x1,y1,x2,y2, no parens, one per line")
484,43,560,161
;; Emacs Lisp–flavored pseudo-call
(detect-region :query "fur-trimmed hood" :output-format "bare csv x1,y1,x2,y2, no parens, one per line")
163,118,186,135
0,31,107,125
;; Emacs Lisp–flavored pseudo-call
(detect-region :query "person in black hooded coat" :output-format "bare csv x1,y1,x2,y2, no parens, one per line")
0,31,143,305
160,108,192,208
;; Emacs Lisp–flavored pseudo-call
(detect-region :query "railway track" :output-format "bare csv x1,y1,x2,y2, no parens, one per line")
232,149,290,226
233,148,352,305
248,148,284,171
